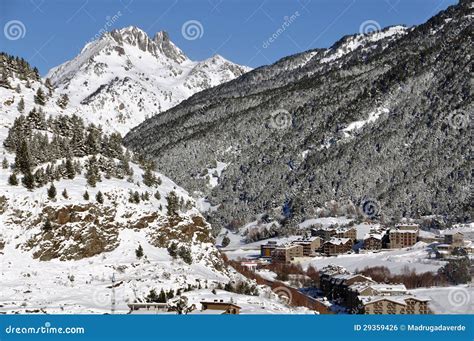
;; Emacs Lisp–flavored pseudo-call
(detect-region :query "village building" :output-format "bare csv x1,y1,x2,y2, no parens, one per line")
260,241,278,258
319,265,351,295
322,238,353,255
444,232,464,247
359,296,430,314
127,302,169,314
199,300,241,314
326,274,375,305
272,244,304,263
335,227,357,241
388,227,419,249
395,223,420,231
310,227,337,241
240,261,259,272
291,236,322,256
363,233,383,250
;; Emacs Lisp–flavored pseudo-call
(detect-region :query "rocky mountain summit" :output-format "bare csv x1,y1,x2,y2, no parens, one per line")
47,26,251,135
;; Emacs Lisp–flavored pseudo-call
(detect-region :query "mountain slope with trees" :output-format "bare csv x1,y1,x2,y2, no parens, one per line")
124,0,473,233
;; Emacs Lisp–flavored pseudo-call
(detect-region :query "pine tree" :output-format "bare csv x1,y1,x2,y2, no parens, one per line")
22,169,35,190
47,182,56,199
86,155,100,187
135,244,144,259
34,87,46,105
15,84,21,93
158,289,167,303
2,157,8,169
65,157,75,179
17,97,25,112
166,191,179,217
221,236,230,247
96,191,104,204
43,219,52,231
8,173,18,186
56,93,69,109
83,190,90,200
142,165,158,187
154,191,161,200
62,188,68,199
133,191,140,203
15,140,32,175
44,78,54,95
146,289,159,303
0,72,11,89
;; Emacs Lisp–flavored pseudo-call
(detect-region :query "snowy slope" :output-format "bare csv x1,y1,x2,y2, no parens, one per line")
46,26,251,135
0,69,304,314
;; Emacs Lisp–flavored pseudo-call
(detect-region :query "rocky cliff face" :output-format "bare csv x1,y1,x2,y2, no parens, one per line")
124,0,473,232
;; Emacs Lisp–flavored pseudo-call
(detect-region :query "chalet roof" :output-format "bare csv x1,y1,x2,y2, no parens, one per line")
325,237,351,245
275,243,302,250
364,233,383,240
200,301,241,309
292,236,321,245
359,295,430,306
370,283,407,293
390,229,418,234
320,265,350,276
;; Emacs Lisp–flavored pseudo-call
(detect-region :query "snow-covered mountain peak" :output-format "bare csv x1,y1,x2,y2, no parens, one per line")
46,27,251,135
108,26,188,64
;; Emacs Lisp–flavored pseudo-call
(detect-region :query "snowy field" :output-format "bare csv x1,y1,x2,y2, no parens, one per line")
298,242,445,274
412,285,474,314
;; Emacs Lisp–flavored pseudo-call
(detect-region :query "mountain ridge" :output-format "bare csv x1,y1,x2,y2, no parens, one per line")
124,0,473,233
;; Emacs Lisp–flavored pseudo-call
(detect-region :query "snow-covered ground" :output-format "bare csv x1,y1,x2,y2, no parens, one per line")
184,289,313,315
298,242,445,274
412,285,474,314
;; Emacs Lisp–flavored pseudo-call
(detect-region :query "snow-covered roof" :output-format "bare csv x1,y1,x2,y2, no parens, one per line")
370,283,407,293
359,295,430,306
390,229,418,234
325,237,351,245
320,265,350,276
364,233,383,240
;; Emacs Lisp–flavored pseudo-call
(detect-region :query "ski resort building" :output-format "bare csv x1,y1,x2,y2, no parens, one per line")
322,238,353,255
291,236,322,256
272,244,304,263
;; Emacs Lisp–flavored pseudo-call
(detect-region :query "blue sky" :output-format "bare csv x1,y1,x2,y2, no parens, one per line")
0,0,458,75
